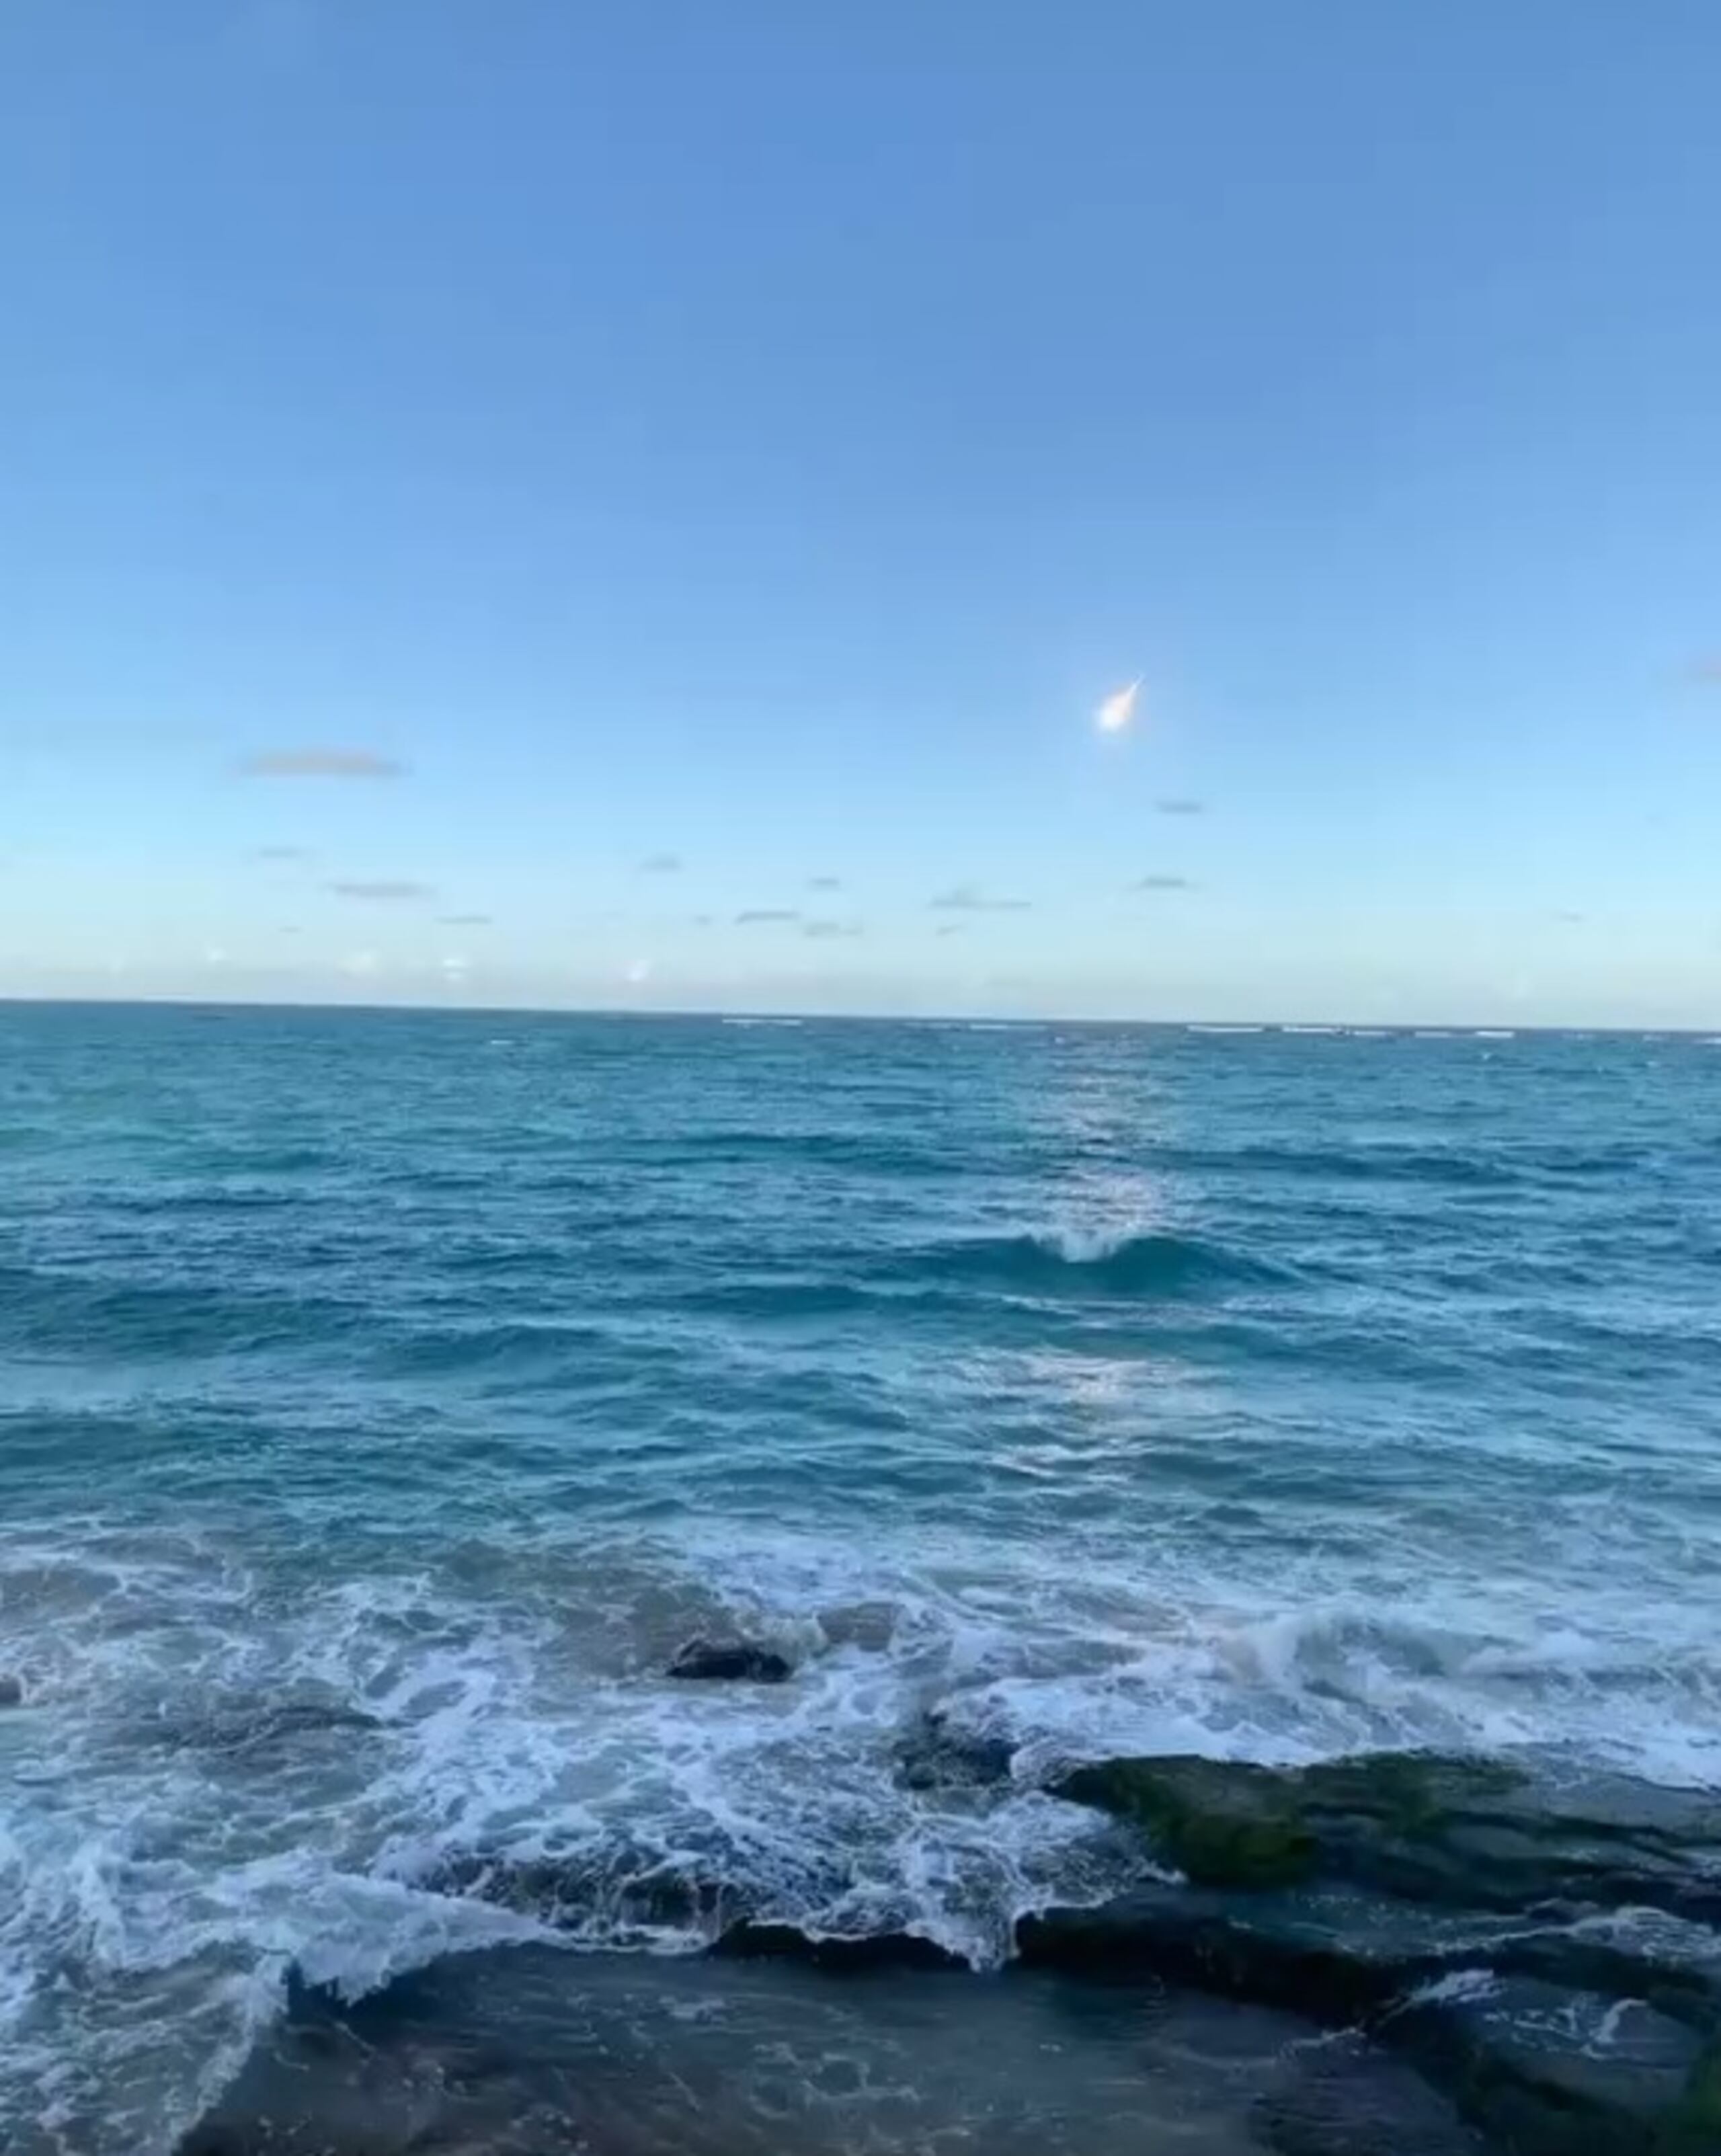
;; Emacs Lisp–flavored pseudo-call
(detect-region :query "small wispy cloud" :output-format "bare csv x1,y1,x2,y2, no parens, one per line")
1554,909,1586,924
329,879,436,902
930,884,1031,914
253,844,313,861
735,908,801,926
803,918,863,940
439,912,492,927
639,852,682,874
243,748,406,779
807,874,844,891
935,923,967,939
1134,874,1193,891
1155,797,1205,817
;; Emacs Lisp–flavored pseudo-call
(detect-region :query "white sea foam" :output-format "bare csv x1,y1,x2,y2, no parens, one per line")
4,1509,1720,2153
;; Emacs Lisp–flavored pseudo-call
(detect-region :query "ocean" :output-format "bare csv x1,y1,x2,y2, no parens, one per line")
2,1003,1718,2154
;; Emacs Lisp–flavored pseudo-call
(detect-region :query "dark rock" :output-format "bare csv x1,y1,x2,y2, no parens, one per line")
0,1673,23,1708
1257,2035,1486,2155
153,1698,384,1757
1047,1751,1721,1922
710,1919,967,1974
666,1637,793,1683
1660,2038,1721,2156
1051,1755,1320,1887
1018,1873,1721,2153
1484,1927,1719,2034
1016,1883,1440,2024
1401,1979,1710,2156
424,1847,743,1937
895,1708,1016,1792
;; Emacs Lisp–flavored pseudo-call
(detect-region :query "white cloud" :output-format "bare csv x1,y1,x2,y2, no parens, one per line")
930,885,1031,913
329,879,436,902
243,748,405,778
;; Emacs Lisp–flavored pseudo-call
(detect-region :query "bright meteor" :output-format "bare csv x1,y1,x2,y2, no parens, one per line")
1095,679,1142,734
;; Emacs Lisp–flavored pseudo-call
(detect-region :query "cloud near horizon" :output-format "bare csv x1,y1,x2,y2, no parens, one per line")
735,907,801,925
803,918,863,939
253,844,313,861
243,748,406,778
439,912,493,926
930,884,1031,913
807,874,843,891
1155,798,1206,816
639,852,682,873
329,879,436,901
1135,874,1194,891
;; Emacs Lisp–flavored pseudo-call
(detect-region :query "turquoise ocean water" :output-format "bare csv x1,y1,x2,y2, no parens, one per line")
1,1004,1718,2150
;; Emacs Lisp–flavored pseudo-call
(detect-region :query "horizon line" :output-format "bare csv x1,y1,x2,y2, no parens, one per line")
0,992,1714,1039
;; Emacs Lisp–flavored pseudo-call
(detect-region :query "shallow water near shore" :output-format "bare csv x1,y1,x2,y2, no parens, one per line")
1,1004,1718,2151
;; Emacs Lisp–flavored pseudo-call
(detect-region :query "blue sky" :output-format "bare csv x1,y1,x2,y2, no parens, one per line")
2,0,1718,1023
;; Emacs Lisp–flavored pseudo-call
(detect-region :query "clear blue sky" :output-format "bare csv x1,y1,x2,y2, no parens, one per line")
3,0,1718,1023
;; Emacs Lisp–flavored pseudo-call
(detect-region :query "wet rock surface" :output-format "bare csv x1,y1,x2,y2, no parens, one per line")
1034,1750,1721,2153
1049,1751,1721,1919
666,1636,795,1683
179,1945,1337,2155
173,1751,1721,2155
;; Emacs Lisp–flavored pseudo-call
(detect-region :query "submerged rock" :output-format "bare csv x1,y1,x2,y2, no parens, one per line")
711,1919,967,1974
0,1673,23,1708
894,1707,1016,1793
1402,1979,1710,2155
1256,2035,1486,2155
147,1696,384,1757
1661,2040,1721,2156
1016,1882,1443,2022
179,1940,1353,2155
666,1636,793,1683
1031,1753,1721,2154
423,1845,744,1940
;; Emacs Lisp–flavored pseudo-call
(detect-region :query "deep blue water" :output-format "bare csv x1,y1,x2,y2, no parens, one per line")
1,1003,1718,2151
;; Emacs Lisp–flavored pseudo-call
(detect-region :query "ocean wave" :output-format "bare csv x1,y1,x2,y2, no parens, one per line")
0,1264,364,1363
920,1226,1291,1297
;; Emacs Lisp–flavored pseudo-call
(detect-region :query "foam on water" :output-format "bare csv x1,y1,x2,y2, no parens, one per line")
7,1500,1721,2149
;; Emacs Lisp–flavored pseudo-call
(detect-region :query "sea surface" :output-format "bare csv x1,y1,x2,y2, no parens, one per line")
1,1003,1718,2152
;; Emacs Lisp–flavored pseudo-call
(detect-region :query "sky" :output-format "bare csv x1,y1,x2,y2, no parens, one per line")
2,0,1718,1025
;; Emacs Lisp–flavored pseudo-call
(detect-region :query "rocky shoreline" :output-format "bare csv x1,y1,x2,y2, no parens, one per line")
180,1747,1720,2155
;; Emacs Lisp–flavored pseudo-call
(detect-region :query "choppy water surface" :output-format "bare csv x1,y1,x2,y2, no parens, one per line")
1,1004,1718,2151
